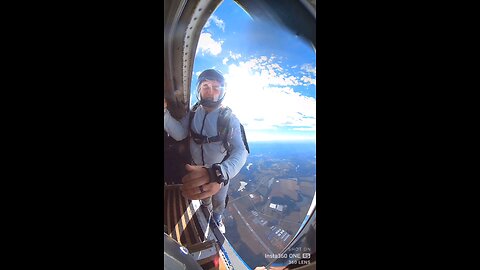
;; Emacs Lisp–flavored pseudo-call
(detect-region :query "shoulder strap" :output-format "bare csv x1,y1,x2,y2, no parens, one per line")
240,123,250,154
217,107,232,137
189,102,201,130
217,107,232,153
217,107,250,156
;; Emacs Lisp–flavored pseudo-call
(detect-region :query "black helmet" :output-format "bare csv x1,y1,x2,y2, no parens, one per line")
196,69,226,108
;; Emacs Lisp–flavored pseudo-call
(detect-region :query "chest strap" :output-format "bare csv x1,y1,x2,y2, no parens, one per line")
191,131,222,144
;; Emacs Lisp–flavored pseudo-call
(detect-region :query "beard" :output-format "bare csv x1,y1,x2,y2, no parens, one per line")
200,99,219,108
201,95,217,102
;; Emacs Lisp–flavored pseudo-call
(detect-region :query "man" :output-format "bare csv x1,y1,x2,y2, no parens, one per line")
164,69,248,233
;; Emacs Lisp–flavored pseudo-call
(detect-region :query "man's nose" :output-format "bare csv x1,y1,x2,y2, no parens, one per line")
204,86,212,93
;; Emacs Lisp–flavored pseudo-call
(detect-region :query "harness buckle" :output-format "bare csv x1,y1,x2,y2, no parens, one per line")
192,134,203,144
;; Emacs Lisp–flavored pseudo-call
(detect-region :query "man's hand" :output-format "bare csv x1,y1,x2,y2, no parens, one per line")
164,98,167,112
180,164,222,200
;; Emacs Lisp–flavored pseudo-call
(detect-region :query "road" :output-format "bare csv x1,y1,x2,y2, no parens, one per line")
232,202,274,255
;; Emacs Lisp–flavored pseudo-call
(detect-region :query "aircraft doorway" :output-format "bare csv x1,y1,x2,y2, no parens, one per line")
164,0,316,269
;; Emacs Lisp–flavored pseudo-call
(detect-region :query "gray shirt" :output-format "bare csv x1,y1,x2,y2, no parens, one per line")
164,105,248,180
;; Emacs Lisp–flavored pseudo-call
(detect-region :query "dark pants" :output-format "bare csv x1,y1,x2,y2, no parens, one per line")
164,132,189,184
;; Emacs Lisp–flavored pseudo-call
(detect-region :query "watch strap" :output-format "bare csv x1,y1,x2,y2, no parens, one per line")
206,167,218,183
212,163,228,186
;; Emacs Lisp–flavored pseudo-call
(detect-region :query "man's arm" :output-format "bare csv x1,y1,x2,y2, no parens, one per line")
219,115,249,180
164,98,189,141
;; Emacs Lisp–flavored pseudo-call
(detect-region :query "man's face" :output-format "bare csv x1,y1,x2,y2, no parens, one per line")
199,79,223,101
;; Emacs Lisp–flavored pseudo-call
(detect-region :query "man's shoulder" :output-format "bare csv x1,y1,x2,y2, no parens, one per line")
220,106,241,121
193,105,242,124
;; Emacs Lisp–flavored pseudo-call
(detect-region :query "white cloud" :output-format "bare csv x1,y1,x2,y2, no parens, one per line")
301,76,316,85
270,63,282,71
204,15,225,31
221,57,316,134
298,63,316,86
212,16,225,31
229,51,242,60
223,57,229,65
301,64,316,74
197,33,223,56
229,57,302,87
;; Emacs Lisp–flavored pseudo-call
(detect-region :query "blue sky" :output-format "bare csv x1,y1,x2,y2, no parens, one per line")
191,0,316,142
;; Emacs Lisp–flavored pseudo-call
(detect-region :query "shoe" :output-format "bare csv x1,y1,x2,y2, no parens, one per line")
216,219,225,234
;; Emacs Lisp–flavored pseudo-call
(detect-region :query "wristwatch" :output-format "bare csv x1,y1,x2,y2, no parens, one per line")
208,163,228,186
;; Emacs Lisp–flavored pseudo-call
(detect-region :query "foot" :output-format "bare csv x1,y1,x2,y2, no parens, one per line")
216,219,225,234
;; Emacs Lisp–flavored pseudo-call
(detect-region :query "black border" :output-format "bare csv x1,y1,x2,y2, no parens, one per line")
6,0,462,267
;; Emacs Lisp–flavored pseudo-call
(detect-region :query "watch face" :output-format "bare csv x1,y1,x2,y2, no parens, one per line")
212,165,224,183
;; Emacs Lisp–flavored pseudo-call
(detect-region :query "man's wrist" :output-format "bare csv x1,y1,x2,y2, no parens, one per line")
206,167,218,183
211,163,228,186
